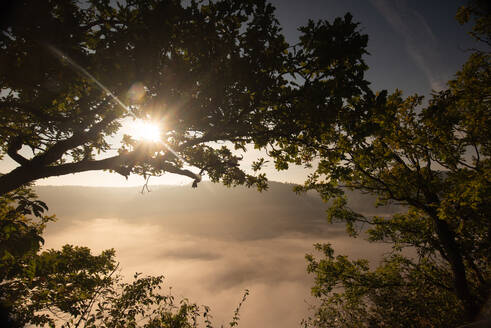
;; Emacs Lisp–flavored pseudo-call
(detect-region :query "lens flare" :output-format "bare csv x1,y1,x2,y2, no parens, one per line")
48,45,201,181
127,82,146,103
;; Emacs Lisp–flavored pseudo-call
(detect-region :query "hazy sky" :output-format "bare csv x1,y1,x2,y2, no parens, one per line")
1,0,475,187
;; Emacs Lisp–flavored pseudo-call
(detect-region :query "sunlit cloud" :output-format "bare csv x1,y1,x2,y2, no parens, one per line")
43,217,389,328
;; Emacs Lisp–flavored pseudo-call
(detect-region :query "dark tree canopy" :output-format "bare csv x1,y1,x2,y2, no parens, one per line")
0,0,369,195
288,3,490,326
0,0,372,326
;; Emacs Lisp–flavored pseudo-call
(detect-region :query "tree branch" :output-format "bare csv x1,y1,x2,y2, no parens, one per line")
7,136,29,166
32,112,118,167
0,150,200,196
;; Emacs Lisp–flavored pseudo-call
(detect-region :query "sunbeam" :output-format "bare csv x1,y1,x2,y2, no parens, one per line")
47,45,200,180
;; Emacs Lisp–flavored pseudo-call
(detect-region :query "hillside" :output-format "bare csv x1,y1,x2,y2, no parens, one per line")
36,181,403,238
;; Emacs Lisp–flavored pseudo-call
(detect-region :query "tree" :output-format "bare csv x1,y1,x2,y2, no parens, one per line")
0,0,368,195
0,186,53,326
6,245,249,328
0,1,369,325
274,4,490,326
302,245,465,328
0,187,249,327
456,0,491,47
0,0,277,193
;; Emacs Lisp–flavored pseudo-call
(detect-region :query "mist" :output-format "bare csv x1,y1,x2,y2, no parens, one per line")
37,182,401,327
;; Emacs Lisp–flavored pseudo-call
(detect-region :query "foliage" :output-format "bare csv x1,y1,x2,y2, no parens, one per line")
3,244,116,327
456,0,491,46
0,0,368,195
0,188,248,327
296,65,490,326
5,245,249,328
303,243,465,328
0,187,53,280
271,4,491,327
1,1,372,326
0,186,54,326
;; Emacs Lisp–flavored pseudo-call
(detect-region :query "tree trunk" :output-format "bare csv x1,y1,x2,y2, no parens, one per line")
432,215,480,320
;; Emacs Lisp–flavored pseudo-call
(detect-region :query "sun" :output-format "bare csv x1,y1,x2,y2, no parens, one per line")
130,119,162,142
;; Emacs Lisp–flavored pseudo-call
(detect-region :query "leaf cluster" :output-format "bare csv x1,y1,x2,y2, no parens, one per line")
0,0,376,194
0,188,249,327
284,3,491,324
303,244,464,328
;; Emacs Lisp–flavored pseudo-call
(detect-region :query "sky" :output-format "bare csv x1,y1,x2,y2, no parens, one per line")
0,0,476,187
272,0,474,93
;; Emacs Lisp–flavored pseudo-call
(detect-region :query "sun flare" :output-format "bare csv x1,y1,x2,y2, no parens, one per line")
130,119,162,142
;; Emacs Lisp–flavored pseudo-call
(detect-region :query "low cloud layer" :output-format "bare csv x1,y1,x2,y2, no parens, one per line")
38,183,396,327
